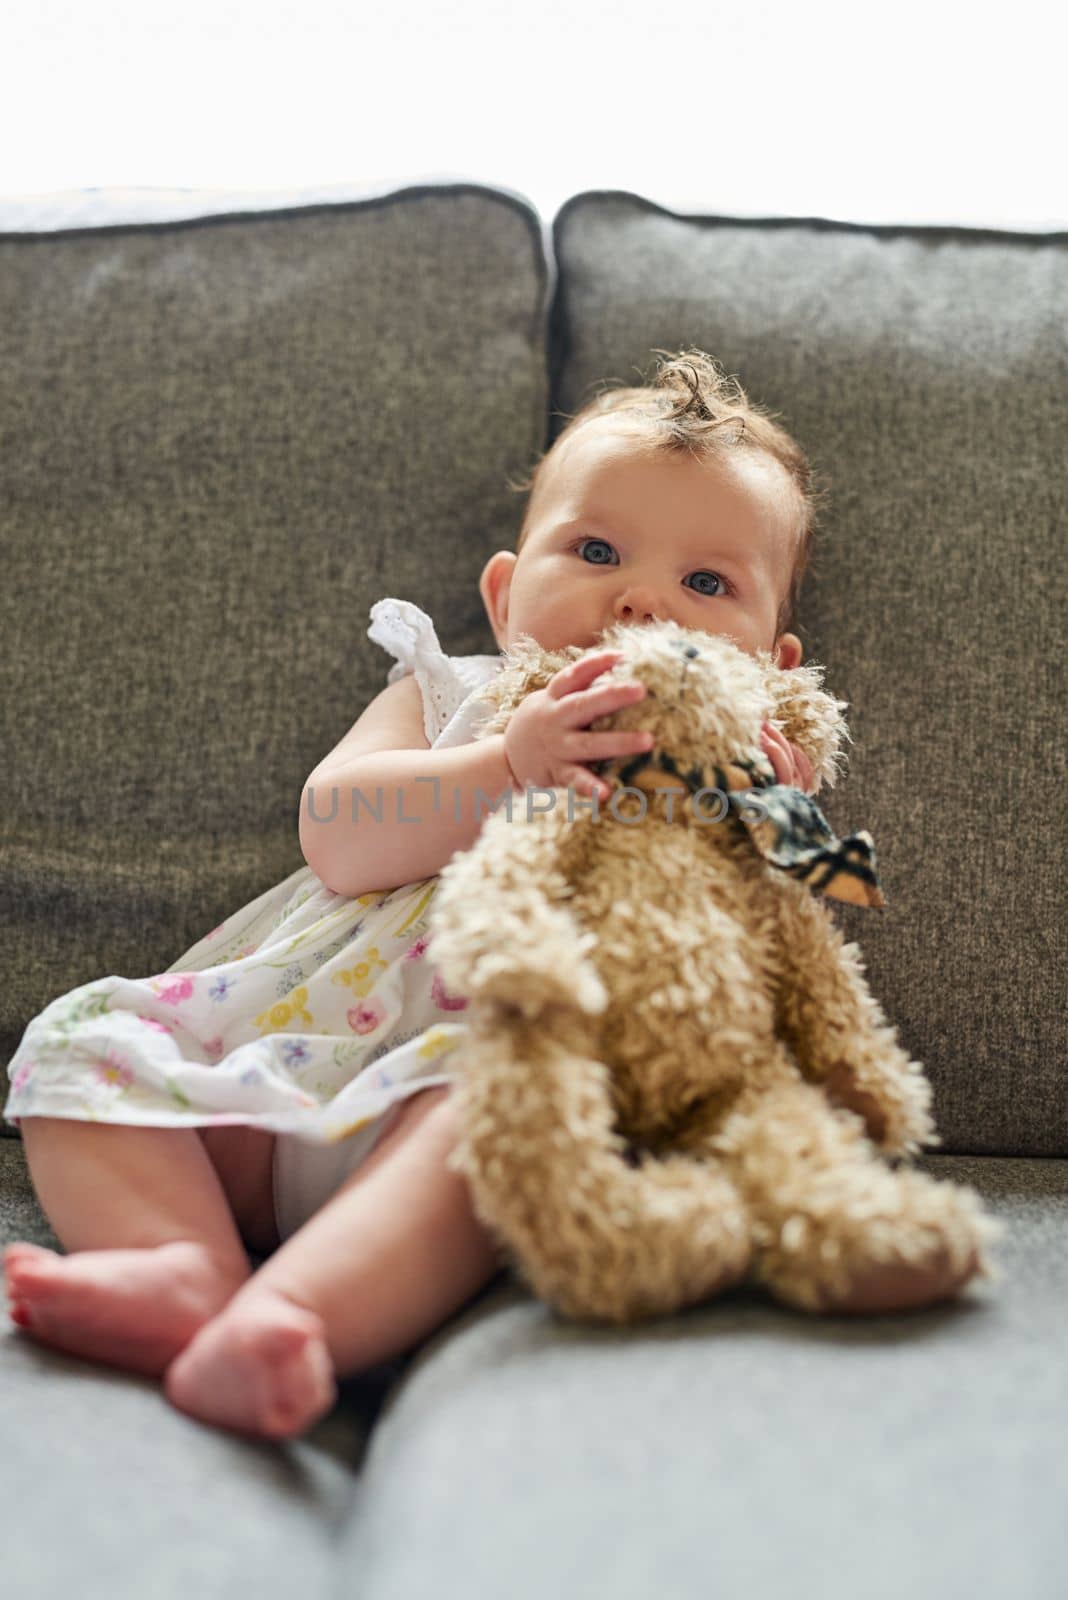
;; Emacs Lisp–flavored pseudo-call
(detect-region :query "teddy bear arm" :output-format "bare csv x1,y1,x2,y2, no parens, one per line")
775,891,938,1161
431,810,608,1019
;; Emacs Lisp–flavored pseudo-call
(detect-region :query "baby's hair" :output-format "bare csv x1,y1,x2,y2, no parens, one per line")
507,347,831,642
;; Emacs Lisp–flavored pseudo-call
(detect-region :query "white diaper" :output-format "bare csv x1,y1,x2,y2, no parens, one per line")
271,1101,408,1245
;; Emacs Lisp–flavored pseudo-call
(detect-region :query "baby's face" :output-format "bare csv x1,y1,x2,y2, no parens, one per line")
480,415,803,669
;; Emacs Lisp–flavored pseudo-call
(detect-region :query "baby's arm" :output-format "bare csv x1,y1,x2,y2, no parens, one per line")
300,650,654,900
299,674,517,898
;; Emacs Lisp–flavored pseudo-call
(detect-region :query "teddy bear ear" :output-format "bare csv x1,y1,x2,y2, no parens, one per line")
758,654,853,792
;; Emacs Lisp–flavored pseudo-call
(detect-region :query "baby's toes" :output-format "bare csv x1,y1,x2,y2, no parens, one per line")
164,1291,337,1440
253,1318,338,1438
4,1242,56,1282
4,1243,60,1313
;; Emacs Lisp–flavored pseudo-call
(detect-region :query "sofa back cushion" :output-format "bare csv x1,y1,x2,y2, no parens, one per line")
550,191,1067,1157
0,182,550,1089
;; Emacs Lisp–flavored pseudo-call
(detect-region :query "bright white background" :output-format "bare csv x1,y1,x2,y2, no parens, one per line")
1,0,1064,229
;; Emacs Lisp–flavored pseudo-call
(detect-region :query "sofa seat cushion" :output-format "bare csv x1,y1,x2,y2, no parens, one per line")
338,1153,1067,1599
3,1139,1062,1595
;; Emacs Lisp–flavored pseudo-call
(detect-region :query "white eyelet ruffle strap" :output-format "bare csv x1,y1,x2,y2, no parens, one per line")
367,597,472,746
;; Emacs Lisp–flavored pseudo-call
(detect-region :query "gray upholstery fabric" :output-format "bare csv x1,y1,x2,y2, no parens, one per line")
549,192,1068,1157
0,182,551,1084
4,1140,1064,1598
343,1155,1068,1600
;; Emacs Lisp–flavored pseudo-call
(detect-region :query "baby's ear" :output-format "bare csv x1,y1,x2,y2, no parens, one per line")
760,655,852,792
474,635,582,736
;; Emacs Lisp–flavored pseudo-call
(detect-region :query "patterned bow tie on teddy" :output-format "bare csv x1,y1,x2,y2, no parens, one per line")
595,746,886,909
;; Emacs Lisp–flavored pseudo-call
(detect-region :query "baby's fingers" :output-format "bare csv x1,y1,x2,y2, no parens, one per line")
759,723,792,786
546,648,625,699
759,723,816,794
795,746,817,795
562,765,614,803
567,730,654,803
570,728,655,762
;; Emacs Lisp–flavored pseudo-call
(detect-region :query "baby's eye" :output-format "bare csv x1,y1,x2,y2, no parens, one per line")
574,538,731,597
685,570,730,597
576,537,615,566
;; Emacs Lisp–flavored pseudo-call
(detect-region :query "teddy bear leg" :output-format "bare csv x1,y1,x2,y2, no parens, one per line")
445,1024,754,1326
713,1069,1004,1317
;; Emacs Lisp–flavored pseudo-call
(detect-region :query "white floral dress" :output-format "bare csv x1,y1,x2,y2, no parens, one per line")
3,598,505,1242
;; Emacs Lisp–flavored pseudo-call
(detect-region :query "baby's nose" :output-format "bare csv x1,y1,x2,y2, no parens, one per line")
614,592,667,626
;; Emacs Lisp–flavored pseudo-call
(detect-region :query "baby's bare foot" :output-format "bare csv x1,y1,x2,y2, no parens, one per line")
163,1288,338,1440
3,1240,246,1376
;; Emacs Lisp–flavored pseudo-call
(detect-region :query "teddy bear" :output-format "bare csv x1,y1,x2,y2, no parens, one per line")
426,619,1004,1324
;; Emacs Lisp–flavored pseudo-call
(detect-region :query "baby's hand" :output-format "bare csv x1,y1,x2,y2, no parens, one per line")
760,721,818,795
503,649,655,803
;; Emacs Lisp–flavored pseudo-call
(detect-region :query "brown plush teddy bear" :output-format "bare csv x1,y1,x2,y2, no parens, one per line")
427,619,1004,1324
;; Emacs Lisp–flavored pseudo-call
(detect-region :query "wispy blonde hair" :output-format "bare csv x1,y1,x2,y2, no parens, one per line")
507,347,831,641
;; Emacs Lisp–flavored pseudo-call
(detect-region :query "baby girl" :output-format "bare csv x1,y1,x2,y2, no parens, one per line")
6,349,927,1444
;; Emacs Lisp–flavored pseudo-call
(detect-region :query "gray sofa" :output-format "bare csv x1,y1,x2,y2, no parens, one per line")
2,179,1065,1598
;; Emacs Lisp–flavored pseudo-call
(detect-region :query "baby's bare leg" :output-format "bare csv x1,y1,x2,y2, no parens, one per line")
4,1118,254,1375
163,1088,507,1439
259,1088,506,1372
